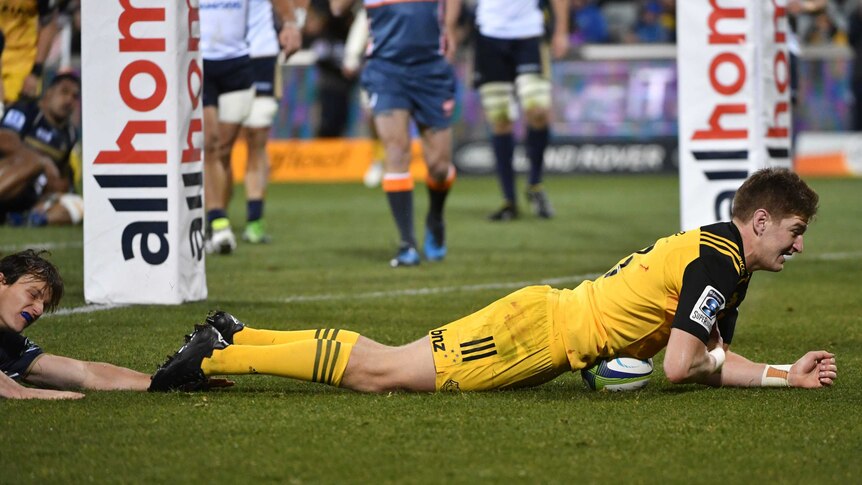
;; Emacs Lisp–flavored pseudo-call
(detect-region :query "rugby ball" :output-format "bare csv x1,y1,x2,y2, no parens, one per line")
581,357,653,392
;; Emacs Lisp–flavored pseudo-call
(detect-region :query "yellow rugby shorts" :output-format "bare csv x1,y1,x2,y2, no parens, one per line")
429,286,570,391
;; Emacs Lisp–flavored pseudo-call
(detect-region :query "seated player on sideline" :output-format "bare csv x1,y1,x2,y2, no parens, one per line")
149,169,838,393
0,73,82,226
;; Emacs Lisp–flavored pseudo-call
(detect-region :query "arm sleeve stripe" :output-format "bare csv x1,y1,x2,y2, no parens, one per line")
700,233,744,273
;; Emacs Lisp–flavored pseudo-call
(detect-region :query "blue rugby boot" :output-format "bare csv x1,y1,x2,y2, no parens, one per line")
390,244,420,268
423,224,447,262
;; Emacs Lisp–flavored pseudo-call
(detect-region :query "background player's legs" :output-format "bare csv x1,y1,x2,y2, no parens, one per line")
375,109,419,267
419,125,455,261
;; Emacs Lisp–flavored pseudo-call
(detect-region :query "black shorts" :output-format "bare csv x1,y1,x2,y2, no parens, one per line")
202,56,254,106
473,34,546,88
250,56,277,97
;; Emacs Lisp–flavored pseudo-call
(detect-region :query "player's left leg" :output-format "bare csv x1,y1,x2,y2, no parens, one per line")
241,56,279,244
514,38,554,219
418,125,455,261
411,59,457,261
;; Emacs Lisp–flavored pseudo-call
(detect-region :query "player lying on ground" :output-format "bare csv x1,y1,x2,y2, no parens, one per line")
150,168,838,393
0,250,227,400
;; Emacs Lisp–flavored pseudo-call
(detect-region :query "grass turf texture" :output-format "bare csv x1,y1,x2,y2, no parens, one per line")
1,174,860,483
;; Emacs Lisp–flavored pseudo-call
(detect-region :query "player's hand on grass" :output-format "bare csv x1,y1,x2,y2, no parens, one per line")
789,351,837,388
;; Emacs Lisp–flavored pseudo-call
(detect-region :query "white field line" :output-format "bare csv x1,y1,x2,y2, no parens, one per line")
40,250,862,317
0,240,83,252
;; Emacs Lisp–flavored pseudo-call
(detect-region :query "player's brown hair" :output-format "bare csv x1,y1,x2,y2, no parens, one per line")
0,249,64,312
731,168,819,223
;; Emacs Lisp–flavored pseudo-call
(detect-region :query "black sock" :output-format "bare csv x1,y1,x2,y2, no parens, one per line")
492,133,516,203
526,128,549,186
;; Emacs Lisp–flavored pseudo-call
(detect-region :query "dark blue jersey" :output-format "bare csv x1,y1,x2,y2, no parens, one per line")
1,99,78,184
0,331,44,381
364,0,446,65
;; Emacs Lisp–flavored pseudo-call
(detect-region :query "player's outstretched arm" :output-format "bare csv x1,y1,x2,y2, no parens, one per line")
0,368,83,400
701,350,837,388
23,354,152,392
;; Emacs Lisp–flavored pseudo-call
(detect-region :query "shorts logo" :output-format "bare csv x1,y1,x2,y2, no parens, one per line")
441,379,460,392
442,99,454,118
690,286,725,332
430,328,446,352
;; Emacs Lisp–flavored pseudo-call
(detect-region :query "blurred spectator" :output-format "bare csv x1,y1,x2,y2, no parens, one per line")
804,10,847,44
304,0,356,137
658,0,676,43
626,1,671,44
570,0,610,45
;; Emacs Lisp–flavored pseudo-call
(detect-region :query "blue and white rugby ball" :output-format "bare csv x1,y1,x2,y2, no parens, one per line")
581,357,653,392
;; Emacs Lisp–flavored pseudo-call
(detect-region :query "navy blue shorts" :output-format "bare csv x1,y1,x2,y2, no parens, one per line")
250,56,277,97
473,34,546,87
203,56,254,107
360,58,456,129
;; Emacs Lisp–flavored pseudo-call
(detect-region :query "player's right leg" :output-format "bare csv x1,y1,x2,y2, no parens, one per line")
361,61,421,267
202,56,254,255
375,109,420,267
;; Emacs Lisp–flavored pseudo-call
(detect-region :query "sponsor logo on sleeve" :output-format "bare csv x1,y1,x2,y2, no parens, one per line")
689,286,726,332
2,109,26,131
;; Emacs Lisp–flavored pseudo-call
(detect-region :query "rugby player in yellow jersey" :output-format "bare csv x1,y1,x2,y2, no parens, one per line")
150,168,838,393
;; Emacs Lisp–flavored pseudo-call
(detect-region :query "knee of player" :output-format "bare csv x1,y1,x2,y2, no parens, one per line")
203,132,220,155
524,107,550,129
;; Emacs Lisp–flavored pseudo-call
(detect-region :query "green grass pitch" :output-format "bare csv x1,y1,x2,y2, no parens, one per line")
1,174,860,483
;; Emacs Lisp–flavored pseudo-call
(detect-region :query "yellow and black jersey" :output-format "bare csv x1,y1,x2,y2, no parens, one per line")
555,222,751,370
0,0,55,102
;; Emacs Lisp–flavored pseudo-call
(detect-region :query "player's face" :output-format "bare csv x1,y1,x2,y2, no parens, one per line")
0,275,50,333
45,80,81,122
759,214,808,272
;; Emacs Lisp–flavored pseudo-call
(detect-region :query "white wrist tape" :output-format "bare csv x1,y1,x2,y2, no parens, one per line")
709,347,726,373
761,364,791,387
